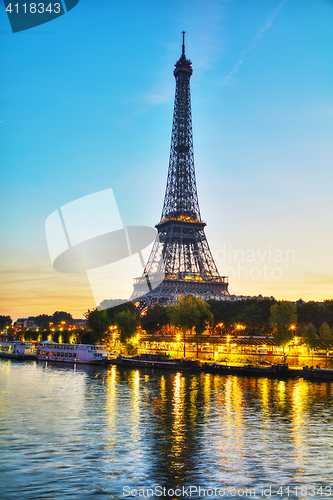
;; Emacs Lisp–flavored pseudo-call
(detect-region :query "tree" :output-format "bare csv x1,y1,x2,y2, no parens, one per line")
232,303,265,335
106,301,140,324
5,325,16,340
114,310,138,346
207,298,275,334
141,304,169,334
41,329,50,341
301,323,318,365
84,309,110,344
297,301,327,330
0,315,12,331
301,323,318,354
192,298,213,358
207,299,237,329
269,301,297,361
318,322,333,361
52,311,73,326
167,295,212,357
35,314,52,328
323,301,333,329
79,329,94,345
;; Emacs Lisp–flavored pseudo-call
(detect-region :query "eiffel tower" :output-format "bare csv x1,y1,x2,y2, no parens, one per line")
130,33,229,310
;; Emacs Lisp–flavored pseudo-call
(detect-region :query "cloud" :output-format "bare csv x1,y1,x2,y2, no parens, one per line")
223,0,288,85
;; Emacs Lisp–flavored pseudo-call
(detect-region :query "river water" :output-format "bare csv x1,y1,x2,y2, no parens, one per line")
1,360,333,500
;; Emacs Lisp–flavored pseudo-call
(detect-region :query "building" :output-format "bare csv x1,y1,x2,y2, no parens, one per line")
130,34,229,312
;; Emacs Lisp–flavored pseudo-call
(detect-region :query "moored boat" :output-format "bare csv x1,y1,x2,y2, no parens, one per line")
117,353,202,371
0,341,37,360
203,362,291,378
202,362,333,381
37,342,109,364
301,366,333,380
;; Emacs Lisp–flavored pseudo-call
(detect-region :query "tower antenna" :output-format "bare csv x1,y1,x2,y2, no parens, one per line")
182,31,186,57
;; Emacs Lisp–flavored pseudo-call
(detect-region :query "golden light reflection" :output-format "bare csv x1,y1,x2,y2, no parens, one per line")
1,360,11,373
203,373,212,411
143,374,150,399
128,369,141,445
216,376,245,472
105,365,118,449
171,372,186,472
258,378,270,418
291,379,309,477
157,375,167,418
277,380,286,407
189,377,199,428
160,375,166,402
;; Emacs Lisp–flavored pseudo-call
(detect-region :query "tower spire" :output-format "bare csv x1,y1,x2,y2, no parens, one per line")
182,31,186,57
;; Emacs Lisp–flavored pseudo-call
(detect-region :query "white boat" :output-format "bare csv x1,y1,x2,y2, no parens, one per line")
37,342,109,364
0,341,37,360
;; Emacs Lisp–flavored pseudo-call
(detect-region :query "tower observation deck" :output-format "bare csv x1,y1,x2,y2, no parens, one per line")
130,33,229,311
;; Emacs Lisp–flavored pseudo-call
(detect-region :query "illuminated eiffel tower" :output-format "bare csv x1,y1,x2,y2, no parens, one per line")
130,33,229,310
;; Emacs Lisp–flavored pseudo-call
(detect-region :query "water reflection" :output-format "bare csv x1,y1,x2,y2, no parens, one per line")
1,361,333,499
291,380,309,477
277,380,286,407
128,369,141,444
171,373,185,476
258,377,269,416
189,375,199,428
215,376,245,479
142,371,207,487
104,365,118,450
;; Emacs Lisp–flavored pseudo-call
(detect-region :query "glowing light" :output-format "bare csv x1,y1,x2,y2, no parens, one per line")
159,216,203,224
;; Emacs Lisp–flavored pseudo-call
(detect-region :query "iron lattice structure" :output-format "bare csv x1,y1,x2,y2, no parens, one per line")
130,34,229,310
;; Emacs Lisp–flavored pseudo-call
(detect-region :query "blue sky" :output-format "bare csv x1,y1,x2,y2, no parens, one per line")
1,0,333,319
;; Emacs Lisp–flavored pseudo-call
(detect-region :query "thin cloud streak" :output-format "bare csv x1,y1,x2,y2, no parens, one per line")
223,0,288,85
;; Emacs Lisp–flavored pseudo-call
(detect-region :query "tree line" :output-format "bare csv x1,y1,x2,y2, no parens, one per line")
86,297,333,354
2,298,333,354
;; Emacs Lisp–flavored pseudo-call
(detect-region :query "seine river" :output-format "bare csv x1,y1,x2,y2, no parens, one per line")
1,360,333,500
